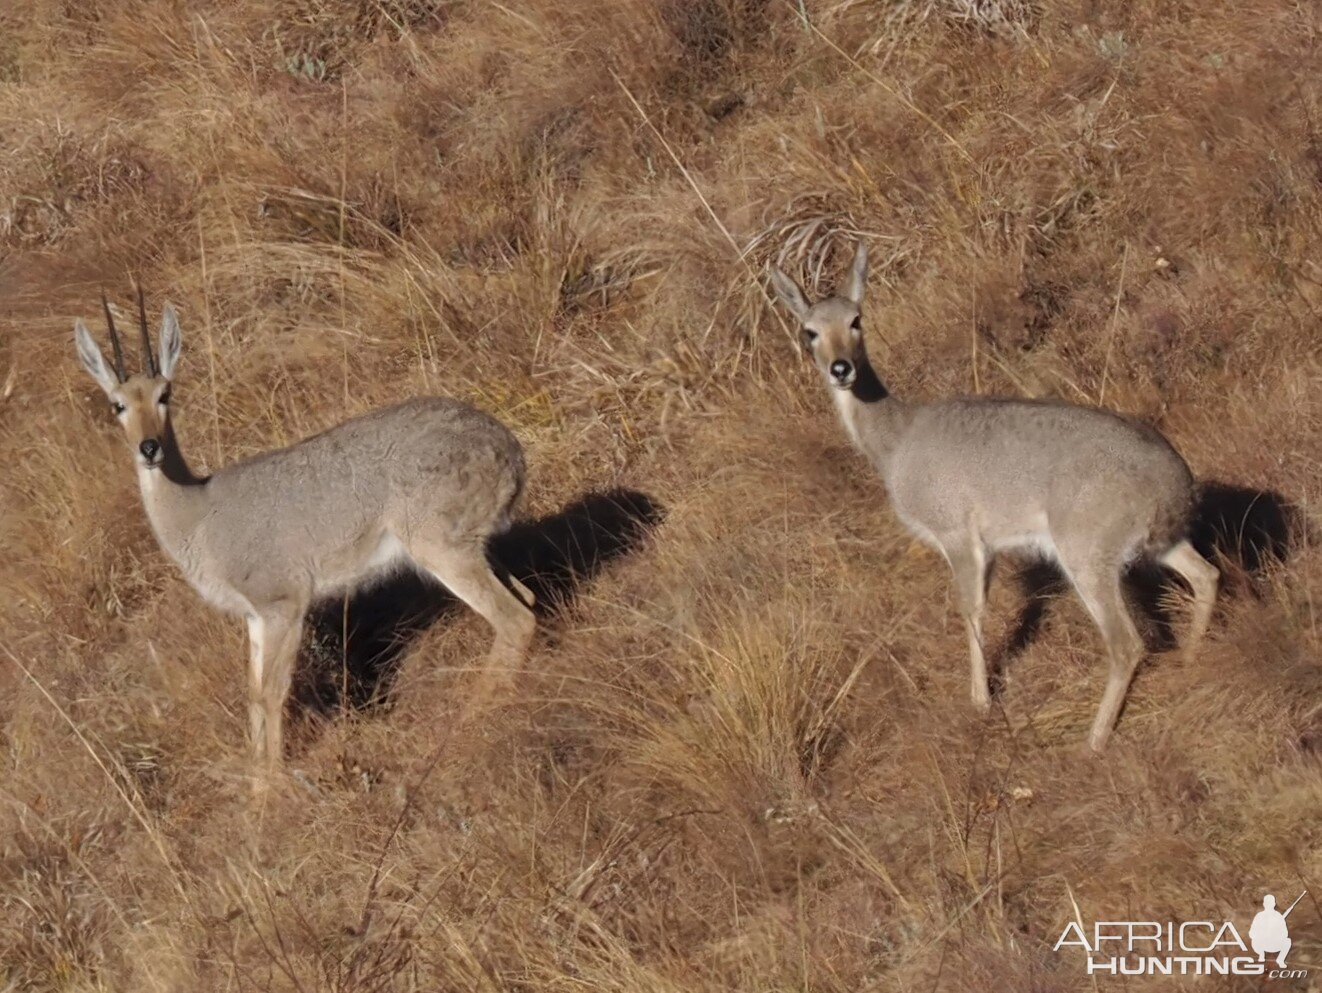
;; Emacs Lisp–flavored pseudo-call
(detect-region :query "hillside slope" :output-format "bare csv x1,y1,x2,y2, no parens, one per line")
2,0,1320,989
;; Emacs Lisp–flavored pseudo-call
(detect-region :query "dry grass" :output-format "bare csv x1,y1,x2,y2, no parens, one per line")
2,0,1321,989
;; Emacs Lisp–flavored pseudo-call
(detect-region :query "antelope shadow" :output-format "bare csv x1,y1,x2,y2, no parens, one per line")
992,480,1300,685
294,488,664,715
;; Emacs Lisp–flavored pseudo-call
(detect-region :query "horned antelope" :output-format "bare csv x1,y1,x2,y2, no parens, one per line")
770,242,1218,750
74,291,536,780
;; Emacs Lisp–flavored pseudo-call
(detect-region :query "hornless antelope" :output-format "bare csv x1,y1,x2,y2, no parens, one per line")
770,243,1219,750
74,292,536,779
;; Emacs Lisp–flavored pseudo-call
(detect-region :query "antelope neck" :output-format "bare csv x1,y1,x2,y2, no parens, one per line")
829,352,908,466
848,352,888,403
136,421,210,555
150,420,207,487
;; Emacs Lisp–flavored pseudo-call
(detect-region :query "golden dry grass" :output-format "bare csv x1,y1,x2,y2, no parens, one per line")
2,0,1321,989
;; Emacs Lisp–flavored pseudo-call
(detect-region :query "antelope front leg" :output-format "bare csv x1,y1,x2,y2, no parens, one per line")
943,540,992,713
245,607,304,784
245,615,268,770
258,606,304,776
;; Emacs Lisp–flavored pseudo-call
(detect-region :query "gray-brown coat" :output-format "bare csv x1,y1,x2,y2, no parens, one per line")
771,243,1218,750
75,298,535,780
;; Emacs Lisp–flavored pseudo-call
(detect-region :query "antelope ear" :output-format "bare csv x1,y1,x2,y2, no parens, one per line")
74,320,118,395
840,241,868,305
770,266,810,322
158,305,182,380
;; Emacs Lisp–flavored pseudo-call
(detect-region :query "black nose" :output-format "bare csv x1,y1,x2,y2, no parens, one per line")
830,359,854,380
139,438,161,461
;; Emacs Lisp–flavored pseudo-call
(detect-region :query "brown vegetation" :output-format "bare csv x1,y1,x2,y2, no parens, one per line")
1,0,1320,989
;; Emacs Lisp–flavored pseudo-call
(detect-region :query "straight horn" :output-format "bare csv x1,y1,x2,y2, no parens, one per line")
100,290,128,383
135,280,158,377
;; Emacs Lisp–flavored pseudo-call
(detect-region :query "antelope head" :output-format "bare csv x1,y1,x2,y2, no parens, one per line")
74,287,183,471
770,241,871,391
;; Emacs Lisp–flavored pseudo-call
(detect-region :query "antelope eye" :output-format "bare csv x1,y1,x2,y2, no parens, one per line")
158,389,171,406
111,401,127,415
850,315,862,331
802,328,819,341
